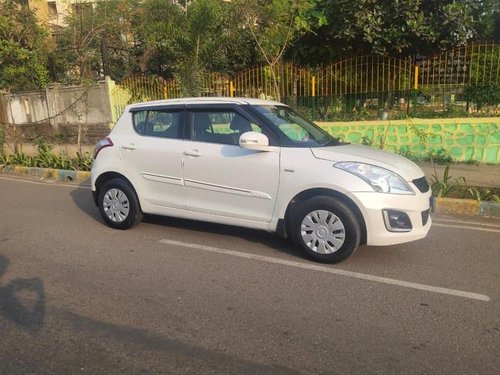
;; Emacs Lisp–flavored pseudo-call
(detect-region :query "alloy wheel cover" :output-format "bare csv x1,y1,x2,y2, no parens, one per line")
300,209,346,254
103,188,130,223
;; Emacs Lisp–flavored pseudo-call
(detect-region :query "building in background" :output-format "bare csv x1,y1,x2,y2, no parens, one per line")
16,0,100,29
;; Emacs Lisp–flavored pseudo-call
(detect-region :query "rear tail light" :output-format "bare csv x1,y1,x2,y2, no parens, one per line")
93,137,113,159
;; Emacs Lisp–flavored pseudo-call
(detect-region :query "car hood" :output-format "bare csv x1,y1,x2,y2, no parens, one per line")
311,144,425,181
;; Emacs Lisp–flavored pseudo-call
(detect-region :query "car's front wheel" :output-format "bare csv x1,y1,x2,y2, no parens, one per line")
290,196,361,263
98,178,143,229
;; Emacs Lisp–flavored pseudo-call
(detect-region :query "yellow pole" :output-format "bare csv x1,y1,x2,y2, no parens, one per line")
413,65,419,115
311,75,316,119
414,65,419,89
230,80,235,97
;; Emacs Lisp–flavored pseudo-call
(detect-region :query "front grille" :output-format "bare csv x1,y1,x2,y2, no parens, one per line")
421,209,430,226
413,176,430,193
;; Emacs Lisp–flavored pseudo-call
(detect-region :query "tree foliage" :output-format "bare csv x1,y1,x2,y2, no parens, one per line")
50,0,136,83
291,0,496,63
0,0,497,92
230,0,319,99
51,0,258,94
0,0,49,91
133,0,255,95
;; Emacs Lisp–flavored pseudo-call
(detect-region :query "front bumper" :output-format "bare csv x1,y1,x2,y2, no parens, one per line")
351,191,432,246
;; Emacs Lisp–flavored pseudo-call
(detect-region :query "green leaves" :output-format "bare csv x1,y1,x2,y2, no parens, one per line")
292,0,496,63
431,165,467,198
0,138,93,171
0,0,49,91
0,0,496,91
430,164,500,202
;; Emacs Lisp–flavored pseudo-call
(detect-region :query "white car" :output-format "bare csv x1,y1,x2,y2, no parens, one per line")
91,97,432,263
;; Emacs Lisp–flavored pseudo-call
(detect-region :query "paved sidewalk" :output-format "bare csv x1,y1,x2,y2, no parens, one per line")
417,162,500,188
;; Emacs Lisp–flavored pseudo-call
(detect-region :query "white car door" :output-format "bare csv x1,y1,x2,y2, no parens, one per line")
119,108,186,209
182,109,280,222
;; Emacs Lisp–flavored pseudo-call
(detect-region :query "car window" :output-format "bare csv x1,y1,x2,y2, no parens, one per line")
132,110,183,139
253,105,339,147
190,110,263,145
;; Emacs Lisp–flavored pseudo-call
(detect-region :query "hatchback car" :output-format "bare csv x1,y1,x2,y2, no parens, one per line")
91,97,432,263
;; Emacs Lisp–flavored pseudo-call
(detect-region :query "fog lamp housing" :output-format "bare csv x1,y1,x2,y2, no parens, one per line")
383,210,412,232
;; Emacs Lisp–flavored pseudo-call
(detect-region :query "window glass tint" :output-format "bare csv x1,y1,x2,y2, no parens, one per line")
133,111,148,135
191,110,263,145
254,105,339,147
133,110,183,139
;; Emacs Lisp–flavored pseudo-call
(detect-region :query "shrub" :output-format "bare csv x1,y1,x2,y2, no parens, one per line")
430,165,466,198
0,138,93,171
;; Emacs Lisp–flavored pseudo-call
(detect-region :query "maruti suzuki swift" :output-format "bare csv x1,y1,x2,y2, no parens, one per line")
91,97,432,263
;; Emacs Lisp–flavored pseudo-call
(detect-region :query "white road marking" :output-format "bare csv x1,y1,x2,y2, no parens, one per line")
432,223,500,233
0,176,91,189
433,217,500,228
159,239,490,302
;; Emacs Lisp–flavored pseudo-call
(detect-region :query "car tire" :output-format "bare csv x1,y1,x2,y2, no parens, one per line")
98,178,143,230
290,196,361,263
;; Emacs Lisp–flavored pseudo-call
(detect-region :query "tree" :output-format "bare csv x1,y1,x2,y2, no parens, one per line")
49,0,136,83
133,0,258,95
48,0,257,93
130,0,183,79
230,0,318,100
0,0,49,91
174,0,230,95
292,0,496,64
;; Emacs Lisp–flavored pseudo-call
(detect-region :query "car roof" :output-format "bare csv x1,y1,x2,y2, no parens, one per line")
128,97,284,109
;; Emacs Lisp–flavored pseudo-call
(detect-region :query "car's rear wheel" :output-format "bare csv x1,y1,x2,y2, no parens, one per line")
290,196,360,263
98,178,143,229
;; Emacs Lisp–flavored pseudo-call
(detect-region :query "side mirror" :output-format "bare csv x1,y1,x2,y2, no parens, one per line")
239,131,270,151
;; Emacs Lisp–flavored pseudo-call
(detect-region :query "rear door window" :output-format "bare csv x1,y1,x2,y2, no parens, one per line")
132,110,184,139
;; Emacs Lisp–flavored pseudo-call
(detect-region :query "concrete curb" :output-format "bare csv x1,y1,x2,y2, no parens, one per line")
431,197,500,218
1,164,499,218
0,165,90,183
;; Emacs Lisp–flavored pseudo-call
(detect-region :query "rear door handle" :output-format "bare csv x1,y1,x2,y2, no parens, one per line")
121,144,137,150
183,150,202,157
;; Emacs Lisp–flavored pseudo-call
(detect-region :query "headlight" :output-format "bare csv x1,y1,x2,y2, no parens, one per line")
335,162,414,195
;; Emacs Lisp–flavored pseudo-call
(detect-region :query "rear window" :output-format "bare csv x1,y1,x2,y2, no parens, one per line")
132,110,184,139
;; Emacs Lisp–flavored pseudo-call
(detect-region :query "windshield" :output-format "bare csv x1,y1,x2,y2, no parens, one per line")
254,105,339,147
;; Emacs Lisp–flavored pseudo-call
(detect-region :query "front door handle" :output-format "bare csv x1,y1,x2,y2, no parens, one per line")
121,144,137,150
183,150,202,157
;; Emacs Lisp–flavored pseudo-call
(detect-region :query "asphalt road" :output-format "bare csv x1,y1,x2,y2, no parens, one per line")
0,176,499,374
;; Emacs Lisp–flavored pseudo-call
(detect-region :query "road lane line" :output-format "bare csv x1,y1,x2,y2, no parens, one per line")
0,176,91,189
432,223,500,233
433,218,500,228
159,239,490,302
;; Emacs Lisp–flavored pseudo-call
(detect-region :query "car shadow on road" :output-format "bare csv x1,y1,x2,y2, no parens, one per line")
0,255,45,332
70,186,388,263
143,215,303,259
68,180,302,258
69,182,103,225
69,183,326,261
57,308,300,374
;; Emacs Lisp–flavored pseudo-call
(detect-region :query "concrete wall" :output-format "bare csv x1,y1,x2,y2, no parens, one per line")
1,83,499,164
317,118,500,164
1,78,113,144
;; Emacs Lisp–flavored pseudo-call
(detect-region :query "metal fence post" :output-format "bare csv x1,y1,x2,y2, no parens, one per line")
311,75,316,120
413,65,419,116
230,81,235,97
